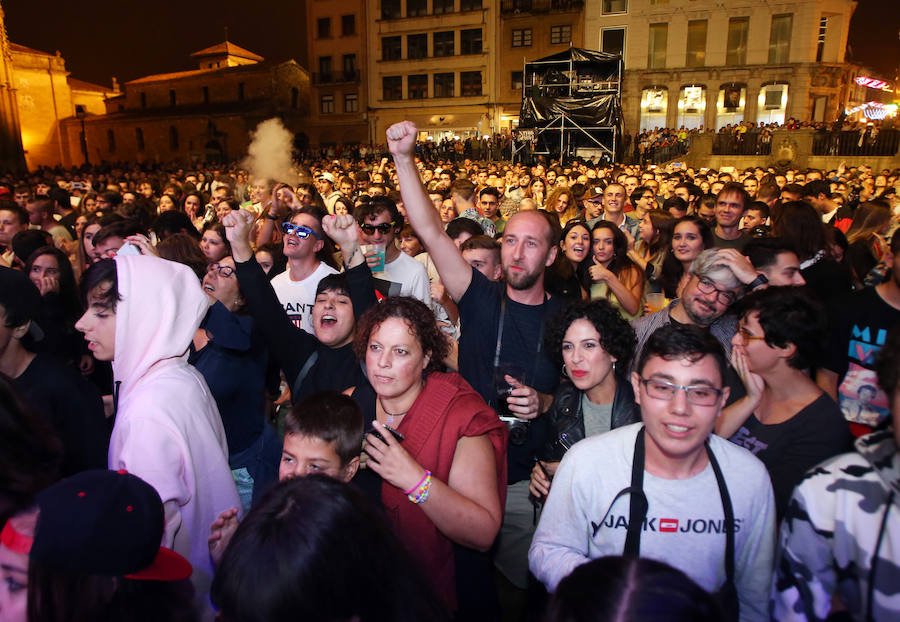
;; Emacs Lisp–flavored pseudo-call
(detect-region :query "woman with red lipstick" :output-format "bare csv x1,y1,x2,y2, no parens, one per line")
529,300,640,501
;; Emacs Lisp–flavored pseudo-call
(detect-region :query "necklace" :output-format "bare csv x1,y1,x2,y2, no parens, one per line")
379,400,409,427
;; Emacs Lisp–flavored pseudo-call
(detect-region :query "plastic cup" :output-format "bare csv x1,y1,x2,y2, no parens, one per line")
646,293,666,313
362,242,386,272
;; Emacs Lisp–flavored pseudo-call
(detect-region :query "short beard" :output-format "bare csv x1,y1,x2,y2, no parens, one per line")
683,298,718,327
504,265,543,291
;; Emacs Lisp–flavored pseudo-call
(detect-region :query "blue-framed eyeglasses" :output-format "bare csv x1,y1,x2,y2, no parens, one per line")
281,222,320,239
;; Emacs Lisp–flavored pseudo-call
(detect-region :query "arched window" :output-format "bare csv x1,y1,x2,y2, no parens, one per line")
677,85,706,130
640,86,667,131
757,83,789,125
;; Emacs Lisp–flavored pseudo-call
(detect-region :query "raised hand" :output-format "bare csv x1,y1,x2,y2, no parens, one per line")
222,209,255,245
386,121,418,160
322,213,358,249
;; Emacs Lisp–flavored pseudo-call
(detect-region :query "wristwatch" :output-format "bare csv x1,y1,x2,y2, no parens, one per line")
265,213,279,221
745,274,768,292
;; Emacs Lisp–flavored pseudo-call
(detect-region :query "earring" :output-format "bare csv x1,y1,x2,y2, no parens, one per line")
562,363,569,378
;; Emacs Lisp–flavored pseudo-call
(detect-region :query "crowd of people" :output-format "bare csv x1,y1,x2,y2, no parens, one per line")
632,117,899,162
0,120,899,622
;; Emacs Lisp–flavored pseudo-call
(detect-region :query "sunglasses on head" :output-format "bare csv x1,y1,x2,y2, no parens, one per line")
359,222,396,235
281,222,320,239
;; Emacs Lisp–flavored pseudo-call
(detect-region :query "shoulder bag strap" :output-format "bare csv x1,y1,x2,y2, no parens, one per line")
623,427,649,557
705,442,739,620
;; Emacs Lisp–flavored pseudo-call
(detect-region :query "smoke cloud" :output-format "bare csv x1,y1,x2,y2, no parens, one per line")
242,118,296,184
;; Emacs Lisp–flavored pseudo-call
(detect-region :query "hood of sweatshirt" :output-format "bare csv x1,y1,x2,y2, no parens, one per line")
113,255,209,400
855,426,900,507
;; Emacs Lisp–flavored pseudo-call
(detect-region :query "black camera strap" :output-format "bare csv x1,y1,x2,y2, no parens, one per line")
621,427,738,620
491,292,548,385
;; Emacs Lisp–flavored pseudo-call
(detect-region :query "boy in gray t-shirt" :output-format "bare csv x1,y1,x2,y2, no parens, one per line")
530,324,775,622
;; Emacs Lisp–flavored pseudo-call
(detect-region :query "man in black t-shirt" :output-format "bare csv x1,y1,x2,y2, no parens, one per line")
388,121,563,599
818,229,900,435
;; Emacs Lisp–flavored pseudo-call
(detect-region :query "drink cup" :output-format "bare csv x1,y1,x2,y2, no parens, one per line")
646,292,666,313
361,242,386,272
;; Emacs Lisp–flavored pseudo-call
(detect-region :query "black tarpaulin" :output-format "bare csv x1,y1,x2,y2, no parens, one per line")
519,47,622,129
520,93,620,127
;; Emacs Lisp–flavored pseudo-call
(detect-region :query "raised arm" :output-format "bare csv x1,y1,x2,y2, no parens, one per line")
386,121,472,301
223,209,317,384
322,213,377,318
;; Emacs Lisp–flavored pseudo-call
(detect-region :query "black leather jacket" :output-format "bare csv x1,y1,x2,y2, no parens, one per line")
538,377,640,462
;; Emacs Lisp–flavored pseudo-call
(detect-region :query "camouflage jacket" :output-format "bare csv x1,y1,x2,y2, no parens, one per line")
770,427,900,621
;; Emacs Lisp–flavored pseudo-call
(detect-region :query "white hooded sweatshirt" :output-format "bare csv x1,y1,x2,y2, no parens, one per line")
107,255,240,617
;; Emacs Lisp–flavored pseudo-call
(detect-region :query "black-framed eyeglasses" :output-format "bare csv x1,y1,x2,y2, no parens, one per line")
207,263,235,278
639,378,723,407
360,221,396,235
281,222,320,239
694,276,738,306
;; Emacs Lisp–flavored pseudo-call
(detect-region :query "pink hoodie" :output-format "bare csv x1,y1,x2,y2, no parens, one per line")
107,255,239,617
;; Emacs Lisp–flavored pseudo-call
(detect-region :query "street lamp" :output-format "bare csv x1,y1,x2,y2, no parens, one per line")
76,105,89,165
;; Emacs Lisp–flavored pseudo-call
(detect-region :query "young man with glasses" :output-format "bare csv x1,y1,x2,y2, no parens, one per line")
354,195,430,305
270,210,338,333
530,324,775,622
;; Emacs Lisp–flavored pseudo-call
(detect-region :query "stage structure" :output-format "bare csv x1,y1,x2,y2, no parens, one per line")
514,47,623,164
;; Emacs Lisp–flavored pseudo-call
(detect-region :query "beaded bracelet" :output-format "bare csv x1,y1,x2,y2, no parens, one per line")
404,470,429,496
407,471,432,504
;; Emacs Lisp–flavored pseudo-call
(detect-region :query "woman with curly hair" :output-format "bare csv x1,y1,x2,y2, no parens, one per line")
350,296,507,613
529,299,639,503
584,221,644,319
545,186,577,226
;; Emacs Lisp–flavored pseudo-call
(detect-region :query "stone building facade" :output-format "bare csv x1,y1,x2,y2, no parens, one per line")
58,42,311,167
307,0,370,145
10,43,115,170
583,0,860,135
366,0,498,141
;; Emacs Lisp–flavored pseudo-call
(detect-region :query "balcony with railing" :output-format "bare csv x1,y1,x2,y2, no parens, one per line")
500,0,583,14
312,70,361,85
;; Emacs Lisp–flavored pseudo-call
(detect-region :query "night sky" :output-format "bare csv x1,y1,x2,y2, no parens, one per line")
3,0,897,88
